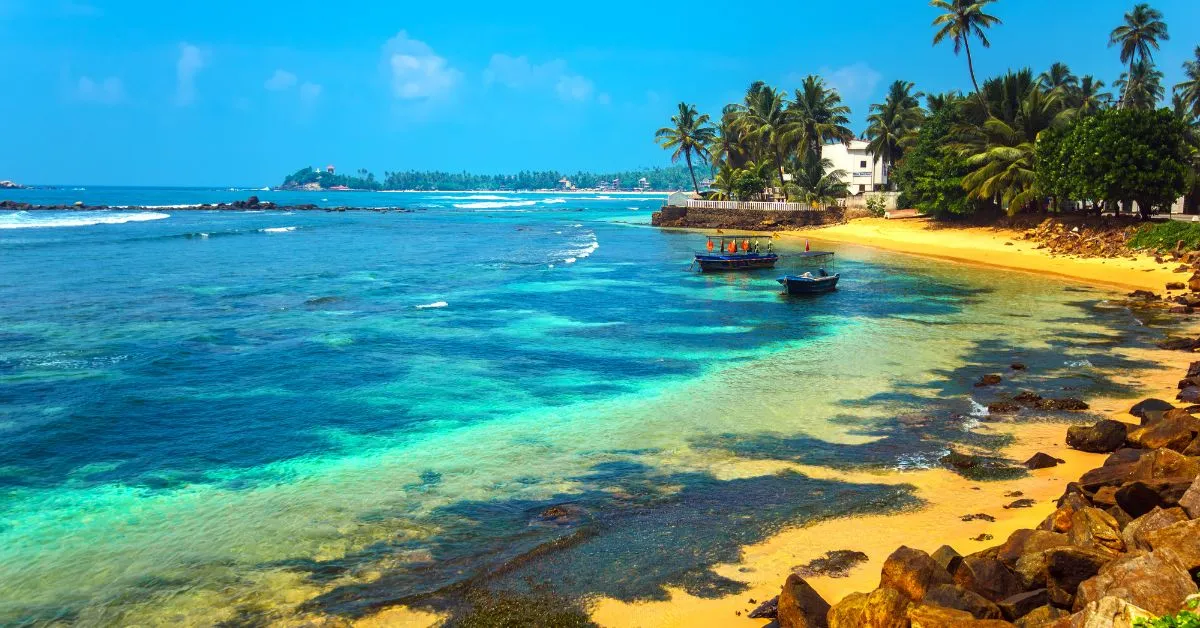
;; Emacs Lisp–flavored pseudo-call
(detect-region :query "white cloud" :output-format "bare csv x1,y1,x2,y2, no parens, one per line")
175,42,205,106
299,82,322,104
555,74,594,102
382,31,460,100
264,69,297,91
818,62,882,101
484,53,598,103
76,76,123,104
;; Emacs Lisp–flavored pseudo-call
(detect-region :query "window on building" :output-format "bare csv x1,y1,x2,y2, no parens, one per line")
858,184,866,193
859,160,867,168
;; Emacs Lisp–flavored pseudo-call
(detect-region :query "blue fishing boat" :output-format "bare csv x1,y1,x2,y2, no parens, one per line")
777,268,840,294
694,236,778,272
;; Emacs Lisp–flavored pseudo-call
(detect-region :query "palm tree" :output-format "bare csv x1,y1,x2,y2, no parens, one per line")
953,86,1068,214
1115,59,1165,109
1066,76,1113,116
865,80,926,186
931,0,1003,109
926,91,963,116
1039,62,1078,95
655,102,716,193
710,105,752,171
787,75,854,163
1174,46,1200,118
788,156,850,209
731,82,795,192
1109,3,1169,108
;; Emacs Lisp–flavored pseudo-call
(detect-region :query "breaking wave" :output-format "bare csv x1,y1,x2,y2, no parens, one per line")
453,201,538,209
260,227,297,233
415,301,448,309
0,211,170,230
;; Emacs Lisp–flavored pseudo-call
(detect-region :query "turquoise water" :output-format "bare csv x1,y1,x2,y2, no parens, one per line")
0,189,1164,624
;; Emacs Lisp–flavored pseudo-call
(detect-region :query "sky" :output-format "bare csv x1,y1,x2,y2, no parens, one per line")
0,0,1197,186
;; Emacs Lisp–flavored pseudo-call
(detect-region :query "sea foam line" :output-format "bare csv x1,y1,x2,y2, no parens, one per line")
453,201,538,209
0,211,170,229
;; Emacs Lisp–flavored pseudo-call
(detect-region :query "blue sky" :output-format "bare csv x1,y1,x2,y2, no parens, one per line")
0,0,1197,186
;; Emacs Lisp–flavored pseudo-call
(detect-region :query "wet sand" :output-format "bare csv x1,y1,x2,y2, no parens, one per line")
793,217,1177,293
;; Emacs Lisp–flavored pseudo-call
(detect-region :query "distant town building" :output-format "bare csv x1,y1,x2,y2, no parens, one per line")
637,177,650,191
822,140,888,194
326,165,336,174
558,177,576,191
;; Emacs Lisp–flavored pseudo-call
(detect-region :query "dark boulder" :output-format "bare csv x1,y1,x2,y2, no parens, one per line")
1079,463,1136,491
1011,363,1027,371
1180,386,1200,404
777,574,830,628
1130,398,1175,419
1104,448,1147,467
1115,479,1196,517
996,529,1069,567
1035,397,1089,411
1045,546,1113,607
1074,549,1198,616
881,546,953,603
923,584,1003,620
747,596,778,619
1004,499,1036,509
1013,391,1043,404
1023,452,1065,469
953,555,1024,603
997,588,1048,621
1066,420,1129,453
1159,337,1200,351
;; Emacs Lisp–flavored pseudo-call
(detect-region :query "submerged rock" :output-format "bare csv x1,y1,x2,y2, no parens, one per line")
988,401,1021,414
975,374,1003,387
793,550,869,579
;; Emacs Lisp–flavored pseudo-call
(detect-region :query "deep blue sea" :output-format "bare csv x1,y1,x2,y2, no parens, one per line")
0,187,1165,625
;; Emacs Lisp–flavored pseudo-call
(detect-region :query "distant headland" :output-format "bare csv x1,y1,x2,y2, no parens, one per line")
275,165,692,192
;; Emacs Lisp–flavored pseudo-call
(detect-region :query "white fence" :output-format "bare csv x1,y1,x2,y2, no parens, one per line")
685,199,825,212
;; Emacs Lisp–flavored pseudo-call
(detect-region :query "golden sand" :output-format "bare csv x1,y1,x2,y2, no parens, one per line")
795,217,1178,293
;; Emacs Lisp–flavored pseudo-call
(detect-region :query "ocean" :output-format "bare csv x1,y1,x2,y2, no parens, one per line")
0,187,1163,624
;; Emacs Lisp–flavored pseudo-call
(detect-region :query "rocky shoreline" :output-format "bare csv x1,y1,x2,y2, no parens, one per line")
751,361,1200,627
0,197,412,213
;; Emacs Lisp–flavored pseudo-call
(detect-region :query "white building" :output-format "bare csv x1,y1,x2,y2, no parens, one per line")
821,140,888,194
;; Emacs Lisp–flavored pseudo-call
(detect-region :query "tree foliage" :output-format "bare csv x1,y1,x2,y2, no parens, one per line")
1049,107,1191,218
893,104,975,216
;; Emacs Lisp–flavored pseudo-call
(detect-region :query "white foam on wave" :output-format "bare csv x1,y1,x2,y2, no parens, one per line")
260,227,297,233
558,231,599,264
564,257,577,264
415,301,448,309
1065,358,1094,368
0,211,170,229
541,198,567,205
454,200,538,209
433,194,510,201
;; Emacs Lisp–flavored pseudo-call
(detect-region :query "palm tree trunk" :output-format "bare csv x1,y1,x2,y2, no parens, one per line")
1120,60,1134,109
775,148,787,201
964,38,989,116
686,151,700,193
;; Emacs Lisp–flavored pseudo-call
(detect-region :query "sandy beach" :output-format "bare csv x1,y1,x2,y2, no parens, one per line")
793,217,1178,293
588,347,1192,627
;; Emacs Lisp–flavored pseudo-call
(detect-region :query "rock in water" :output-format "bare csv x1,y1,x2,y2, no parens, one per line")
1066,420,1129,453
975,374,1002,387
793,550,869,579
1023,452,1065,469
776,574,830,628
987,401,1021,414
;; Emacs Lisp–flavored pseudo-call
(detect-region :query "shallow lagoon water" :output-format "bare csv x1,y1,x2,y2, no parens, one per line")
0,190,1164,624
